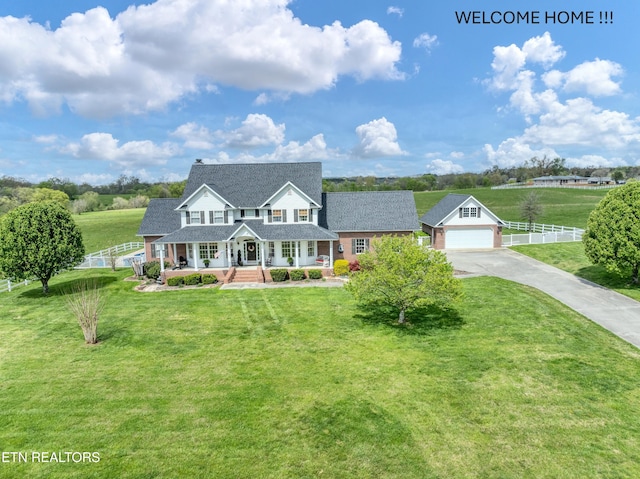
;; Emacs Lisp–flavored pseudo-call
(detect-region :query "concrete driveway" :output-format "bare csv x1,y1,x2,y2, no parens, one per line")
445,248,640,349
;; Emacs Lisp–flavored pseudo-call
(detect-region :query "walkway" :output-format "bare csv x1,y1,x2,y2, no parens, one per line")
446,249,640,349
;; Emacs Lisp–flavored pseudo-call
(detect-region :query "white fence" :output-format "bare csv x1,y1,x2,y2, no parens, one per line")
492,183,618,190
0,278,32,293
502,221,583,246
75,242,146,269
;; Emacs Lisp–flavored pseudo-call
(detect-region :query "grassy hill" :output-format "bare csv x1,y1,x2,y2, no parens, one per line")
73,208,145,253
414,187,609,229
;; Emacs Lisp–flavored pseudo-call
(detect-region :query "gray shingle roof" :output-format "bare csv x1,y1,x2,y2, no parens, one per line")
137,198,182,236
419,194,470,227
320,191,419,232
154,220,338,243
182,161,322,207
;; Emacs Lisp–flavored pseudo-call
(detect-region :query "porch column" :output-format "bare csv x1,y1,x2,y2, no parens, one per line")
227,242,232,267
261,241,266,269
329,240,334,266
295,241,300,268
160,248,165,273
172,244,177,266
194,242,200,271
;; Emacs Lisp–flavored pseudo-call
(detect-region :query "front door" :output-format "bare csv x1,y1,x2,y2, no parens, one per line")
246,242,257,262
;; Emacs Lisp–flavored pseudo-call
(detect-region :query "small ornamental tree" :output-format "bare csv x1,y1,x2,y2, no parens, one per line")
0,201,85,294
583,181,640,284
519,191,544,231
345,235,462,324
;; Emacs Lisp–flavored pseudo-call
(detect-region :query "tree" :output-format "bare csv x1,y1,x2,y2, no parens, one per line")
612,170,625,183
0,201,85,294
519,191,544,231
583,181,640,284
345,235,462,323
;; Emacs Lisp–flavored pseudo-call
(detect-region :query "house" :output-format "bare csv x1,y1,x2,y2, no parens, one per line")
532,175,588,186
137,161,419,277
419,194,504,249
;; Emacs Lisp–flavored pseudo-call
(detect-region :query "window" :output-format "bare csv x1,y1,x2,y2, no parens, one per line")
211,210,226,224
307,241,315,257
151,243,169,259
352,238,370,255
459,207,481,218
199,243,218,260
270,209,286,223
268,241,275,257
189,210,204,224
295,209,308,222
281,241,293,258
240,209,260,218
469,207,478,218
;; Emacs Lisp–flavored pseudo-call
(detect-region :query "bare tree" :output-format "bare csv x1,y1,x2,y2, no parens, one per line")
66,281,103,344
520,192,544,231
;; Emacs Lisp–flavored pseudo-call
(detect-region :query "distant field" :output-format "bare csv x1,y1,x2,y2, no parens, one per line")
73,208,145,253
414,187,609,229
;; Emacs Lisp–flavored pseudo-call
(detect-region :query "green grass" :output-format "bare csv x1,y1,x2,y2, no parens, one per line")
415,188,609,229
73,209,145,252
2,270,640,478
512,242,640,302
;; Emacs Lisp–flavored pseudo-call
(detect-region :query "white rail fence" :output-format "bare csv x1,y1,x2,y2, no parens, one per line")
502,221,584,246
75,242,146,269
0,278,32,293
492,183,618,190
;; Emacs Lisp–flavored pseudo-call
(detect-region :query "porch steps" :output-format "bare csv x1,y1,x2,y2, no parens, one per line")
232,269,261,283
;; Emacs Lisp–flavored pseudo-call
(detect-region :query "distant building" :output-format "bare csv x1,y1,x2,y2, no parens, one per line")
532,175,588,186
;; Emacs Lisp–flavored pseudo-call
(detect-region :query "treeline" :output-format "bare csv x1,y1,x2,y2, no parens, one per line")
324,158,639,192
0,175,187,216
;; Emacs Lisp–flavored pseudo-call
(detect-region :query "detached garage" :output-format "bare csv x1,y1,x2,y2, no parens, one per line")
420,194,504,250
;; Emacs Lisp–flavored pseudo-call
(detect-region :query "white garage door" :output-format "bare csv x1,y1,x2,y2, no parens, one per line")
446,228,494,249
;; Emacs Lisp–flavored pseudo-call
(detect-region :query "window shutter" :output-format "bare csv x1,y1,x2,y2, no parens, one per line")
365,239,370,251
283,210,288,223
294,209,299,222
224,211,229,223
309,209,313,223
352,239,356,254
459,208,462,218
200,211,205,223
478,207,481,218
255,209,259,217
186,211,191,225
268,210,272,223
209,211,214,224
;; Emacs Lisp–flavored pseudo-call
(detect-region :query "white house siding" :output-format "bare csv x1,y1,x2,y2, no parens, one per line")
268,186,318,225
181,187,228,227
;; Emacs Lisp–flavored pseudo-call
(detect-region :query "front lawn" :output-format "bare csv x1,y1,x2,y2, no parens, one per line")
512,242,640,302
1,270,640,478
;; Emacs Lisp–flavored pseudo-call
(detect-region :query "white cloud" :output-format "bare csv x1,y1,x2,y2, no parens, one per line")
521,32,565,68
413,33,438,52
353,117,407,158
171,122,215,150
219,114,285,148
61,132,179,166
0,1,404,117
425,159,464,175
387,6,404,17
555,59,623,96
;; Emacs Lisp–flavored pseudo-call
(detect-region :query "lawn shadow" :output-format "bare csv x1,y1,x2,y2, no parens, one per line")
355,302,464,336
19,275,118,299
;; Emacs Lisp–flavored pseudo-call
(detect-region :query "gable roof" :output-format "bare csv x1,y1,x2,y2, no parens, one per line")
137,198,182,236
181,161,322,207
320,191,419,232
420,194,504,227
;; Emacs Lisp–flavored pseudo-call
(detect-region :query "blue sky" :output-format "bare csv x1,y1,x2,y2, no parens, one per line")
0,0,638,184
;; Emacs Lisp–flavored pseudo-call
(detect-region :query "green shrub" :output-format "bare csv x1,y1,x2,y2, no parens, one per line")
144,261,161,280
270,269,289,282
334,259,349,276
167,276,184,287
184,273,202,285
202,274,218,285
290,269,306,281
308,269,323,280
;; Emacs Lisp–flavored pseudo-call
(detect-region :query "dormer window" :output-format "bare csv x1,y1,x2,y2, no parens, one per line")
295,209,308,222
459,207,481,218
